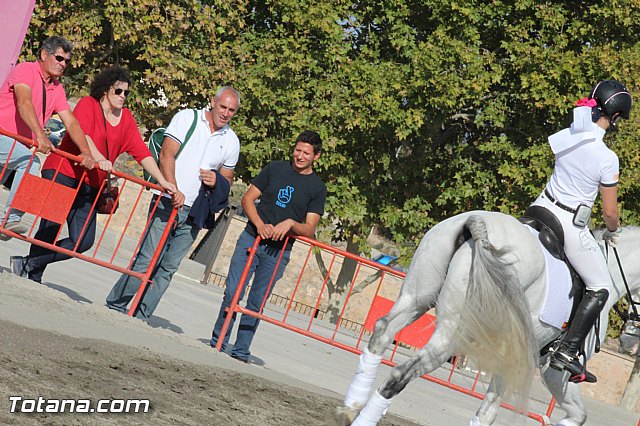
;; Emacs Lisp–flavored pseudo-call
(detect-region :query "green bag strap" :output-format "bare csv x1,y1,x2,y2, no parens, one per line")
174,109,198,159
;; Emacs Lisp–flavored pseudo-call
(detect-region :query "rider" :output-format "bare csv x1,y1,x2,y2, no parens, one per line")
532,80,632,378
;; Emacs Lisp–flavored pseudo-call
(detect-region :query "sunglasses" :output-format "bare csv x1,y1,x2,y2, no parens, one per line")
53,55,71,65
113,88,131,97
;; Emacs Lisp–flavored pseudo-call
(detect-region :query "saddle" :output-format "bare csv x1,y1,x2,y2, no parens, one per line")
519,205,566,260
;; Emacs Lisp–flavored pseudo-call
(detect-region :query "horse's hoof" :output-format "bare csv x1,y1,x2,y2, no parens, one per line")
326,406,359,426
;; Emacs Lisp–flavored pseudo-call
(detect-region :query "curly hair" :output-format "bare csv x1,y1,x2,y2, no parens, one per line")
89,66,131,100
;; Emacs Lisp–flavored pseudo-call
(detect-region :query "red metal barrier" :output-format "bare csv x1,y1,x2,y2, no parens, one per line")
0,127,178,316
213,232,556,424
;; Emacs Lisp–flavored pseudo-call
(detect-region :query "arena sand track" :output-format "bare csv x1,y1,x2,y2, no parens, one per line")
0,273,417,426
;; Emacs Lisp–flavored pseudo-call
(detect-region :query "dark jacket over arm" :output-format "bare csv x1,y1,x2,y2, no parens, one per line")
188,169,231,229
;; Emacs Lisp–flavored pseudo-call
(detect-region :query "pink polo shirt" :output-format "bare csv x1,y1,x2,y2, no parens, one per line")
0,61,70,139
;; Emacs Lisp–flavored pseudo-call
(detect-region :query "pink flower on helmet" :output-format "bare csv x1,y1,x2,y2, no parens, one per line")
575,97,598,107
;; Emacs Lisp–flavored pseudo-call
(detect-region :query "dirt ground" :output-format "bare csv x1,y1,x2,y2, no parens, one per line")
0,278,417,426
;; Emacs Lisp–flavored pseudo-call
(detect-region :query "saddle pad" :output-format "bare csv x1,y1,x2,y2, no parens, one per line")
527,228,573,330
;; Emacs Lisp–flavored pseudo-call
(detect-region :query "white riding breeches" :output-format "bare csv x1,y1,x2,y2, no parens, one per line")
532,194,612,292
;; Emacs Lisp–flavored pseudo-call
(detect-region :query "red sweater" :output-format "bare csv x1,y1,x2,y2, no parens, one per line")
43,96,151,188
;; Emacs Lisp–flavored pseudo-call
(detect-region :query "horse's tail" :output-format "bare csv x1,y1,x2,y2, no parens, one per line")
451,215,538,403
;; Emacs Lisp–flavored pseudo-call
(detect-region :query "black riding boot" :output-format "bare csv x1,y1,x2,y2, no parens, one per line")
549,289,609,379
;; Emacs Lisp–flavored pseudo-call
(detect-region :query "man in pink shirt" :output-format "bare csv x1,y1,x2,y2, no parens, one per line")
0,36,95,239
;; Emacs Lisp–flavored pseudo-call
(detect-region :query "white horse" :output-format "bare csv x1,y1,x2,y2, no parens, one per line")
336,210,639,426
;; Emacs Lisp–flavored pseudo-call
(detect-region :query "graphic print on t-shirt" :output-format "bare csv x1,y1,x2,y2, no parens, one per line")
276,185,294,208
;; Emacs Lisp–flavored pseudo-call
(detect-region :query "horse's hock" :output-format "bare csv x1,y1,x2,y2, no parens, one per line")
102,189,639,413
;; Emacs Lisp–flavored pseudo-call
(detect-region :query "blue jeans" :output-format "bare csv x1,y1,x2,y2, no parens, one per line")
105,196,198,320
0,134,41,223
25,170,98,282
211,230,291,360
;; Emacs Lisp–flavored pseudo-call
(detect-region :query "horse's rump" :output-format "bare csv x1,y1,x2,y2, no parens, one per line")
447,214,539,403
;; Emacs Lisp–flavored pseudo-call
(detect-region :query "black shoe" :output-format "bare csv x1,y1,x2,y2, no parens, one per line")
549,289,609,374
230,354,249,364
10,256,28,278
557,357,598,383
568,367,597,384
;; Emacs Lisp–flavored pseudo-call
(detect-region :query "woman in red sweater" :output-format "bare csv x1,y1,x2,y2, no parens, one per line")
12,66,176,282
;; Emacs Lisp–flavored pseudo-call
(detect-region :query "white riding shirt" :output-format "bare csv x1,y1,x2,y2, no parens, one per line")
545,106,619,209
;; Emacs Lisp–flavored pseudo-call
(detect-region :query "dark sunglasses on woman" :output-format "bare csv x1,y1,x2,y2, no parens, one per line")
113,88,130,97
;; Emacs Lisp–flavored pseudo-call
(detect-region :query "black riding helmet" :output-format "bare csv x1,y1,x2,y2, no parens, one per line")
589,80,632,130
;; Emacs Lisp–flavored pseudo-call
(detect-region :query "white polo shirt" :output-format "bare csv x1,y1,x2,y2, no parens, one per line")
161,108,240,207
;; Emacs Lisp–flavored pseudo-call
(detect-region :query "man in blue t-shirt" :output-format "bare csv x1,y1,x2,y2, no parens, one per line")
210,130,326,363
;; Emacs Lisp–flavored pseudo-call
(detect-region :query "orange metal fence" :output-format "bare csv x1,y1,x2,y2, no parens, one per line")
213,233,557,424
0,127,177,316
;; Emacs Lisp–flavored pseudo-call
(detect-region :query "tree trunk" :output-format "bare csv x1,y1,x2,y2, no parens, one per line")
313,234,364,324
324,238,359,323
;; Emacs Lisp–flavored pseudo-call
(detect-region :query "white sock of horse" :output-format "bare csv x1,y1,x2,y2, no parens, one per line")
554,419,579,426
470,415,490,426
344,348,383,408
352,390,391,426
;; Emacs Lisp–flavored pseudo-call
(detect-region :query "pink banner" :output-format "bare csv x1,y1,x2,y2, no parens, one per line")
0,1,36,86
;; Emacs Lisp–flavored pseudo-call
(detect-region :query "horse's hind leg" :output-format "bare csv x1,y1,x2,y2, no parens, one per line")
471,377,505,426
339,213,472,423
541,364,587,426
370,290,429,354
350,328,454,426
343,291,427,409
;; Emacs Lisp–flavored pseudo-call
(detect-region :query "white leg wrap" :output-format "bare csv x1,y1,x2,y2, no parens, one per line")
352,391,392,426
470,415,492,426
555,419,579,426
344,348,383,408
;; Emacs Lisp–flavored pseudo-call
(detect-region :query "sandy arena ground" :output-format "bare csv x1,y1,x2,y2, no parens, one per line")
0,273,418,426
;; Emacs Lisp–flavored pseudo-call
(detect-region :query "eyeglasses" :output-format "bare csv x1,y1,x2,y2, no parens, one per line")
53,55,71,65
113,88,131,97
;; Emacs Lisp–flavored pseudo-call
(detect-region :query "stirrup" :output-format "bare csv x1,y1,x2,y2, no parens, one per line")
549,349,597,383
548,347,574,372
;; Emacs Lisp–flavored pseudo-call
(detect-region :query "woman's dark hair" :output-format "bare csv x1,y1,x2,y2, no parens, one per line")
89,66,131,100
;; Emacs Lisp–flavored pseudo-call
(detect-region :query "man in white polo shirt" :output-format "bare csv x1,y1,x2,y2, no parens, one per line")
106,86,240,320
